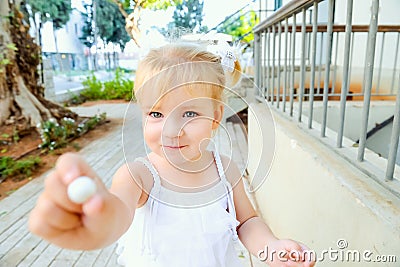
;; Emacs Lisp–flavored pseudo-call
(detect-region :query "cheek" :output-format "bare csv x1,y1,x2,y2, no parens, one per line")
143,121,162,144
185,120,213,138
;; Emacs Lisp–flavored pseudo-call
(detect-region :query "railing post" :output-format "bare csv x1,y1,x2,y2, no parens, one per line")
376,32,385,95
277,21,282,108
390,33,400,94
317,32,324,96
321,0,335,137
267,27,271,101
337,0,353,147
332,33,339,94
272,25,276,106
298,7,307,122
308,0,318,129
254,32,261,98
290,13,297,117
358,0,379,162
386,75,400,181
283,17,289,112
262,30,267,97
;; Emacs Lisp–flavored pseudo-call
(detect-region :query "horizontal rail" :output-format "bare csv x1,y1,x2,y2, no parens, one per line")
261,25,400,33
254,0,324,33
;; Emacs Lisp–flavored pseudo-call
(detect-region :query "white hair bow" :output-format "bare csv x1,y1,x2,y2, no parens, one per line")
207,41,237,73
220,50,237,73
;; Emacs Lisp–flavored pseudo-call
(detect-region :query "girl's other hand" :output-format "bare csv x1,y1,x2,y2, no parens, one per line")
263,239,316,267
28,152,112,250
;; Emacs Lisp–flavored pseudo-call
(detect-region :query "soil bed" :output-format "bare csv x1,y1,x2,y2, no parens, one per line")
0,100,125,200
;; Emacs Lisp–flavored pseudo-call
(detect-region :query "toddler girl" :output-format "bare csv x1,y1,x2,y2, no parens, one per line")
29,43,314,267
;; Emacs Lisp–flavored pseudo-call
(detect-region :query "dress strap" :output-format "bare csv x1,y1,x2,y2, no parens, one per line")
134,157,161,260
214,151,229,184
213,152,239,241
134,157,161,188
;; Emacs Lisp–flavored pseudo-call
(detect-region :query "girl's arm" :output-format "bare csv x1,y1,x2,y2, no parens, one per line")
29,153,143,250
221,156,314,266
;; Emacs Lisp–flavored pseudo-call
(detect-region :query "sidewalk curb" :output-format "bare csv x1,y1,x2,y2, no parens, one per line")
54,86,85,103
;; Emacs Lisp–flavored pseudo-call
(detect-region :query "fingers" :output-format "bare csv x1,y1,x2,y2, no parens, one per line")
29,153,103,237
29,193,81,238
44,170,82,213
49,153,110,230
281,239,303,251
55,153,99,185
298,242,316,267
56,153,107,204
268,239,315,267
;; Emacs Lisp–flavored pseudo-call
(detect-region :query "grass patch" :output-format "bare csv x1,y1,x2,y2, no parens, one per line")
0,156,41,181
66,68,134,105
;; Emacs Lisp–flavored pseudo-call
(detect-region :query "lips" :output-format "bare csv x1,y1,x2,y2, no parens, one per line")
162,145,187,149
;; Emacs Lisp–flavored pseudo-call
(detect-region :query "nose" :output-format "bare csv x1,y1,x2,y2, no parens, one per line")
162,115,184,138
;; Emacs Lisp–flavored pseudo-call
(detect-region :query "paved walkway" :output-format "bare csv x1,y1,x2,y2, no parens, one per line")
0,103,262,267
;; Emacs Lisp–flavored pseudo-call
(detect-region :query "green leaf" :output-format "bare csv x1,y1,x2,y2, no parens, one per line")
6,43,18,51
217,10,259,44
0,59,11,65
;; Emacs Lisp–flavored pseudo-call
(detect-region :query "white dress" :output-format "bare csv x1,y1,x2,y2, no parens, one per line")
116,152,244,267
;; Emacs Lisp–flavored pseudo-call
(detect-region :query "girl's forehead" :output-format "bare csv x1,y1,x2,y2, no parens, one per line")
140,86,215,109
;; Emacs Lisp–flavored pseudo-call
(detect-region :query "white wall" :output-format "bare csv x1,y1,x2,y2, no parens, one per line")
332,0,400,93
41,9,85,54
248,102,400,266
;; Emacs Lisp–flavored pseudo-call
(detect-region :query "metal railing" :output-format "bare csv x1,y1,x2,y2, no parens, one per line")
253,0,400,196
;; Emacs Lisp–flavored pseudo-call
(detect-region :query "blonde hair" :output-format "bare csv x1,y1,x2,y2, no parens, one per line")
134,42,241,105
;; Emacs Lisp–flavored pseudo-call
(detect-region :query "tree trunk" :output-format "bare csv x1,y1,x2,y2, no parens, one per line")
0,1,77,132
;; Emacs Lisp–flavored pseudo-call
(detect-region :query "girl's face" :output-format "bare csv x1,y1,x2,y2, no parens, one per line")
141,87,223,167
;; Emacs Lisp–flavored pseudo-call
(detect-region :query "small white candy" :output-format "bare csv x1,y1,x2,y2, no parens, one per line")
67,176,97,204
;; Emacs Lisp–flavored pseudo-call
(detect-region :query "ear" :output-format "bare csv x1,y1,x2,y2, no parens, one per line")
212,104,224,130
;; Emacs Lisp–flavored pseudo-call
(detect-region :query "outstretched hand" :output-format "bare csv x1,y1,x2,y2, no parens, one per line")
260,239,316,267
28,153,121,250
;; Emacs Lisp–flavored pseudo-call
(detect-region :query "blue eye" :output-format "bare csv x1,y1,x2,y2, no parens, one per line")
149,112,163,118
183,111,198,118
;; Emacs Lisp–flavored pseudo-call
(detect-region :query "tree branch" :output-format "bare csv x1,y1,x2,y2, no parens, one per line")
110,0,129,18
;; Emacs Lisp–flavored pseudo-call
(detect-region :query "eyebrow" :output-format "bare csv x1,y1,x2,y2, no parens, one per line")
142,105,154,111
142,103,162,111
144,103,204,111
179,104,204,110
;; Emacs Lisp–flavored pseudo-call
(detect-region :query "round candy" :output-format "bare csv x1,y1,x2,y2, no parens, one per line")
67,176,97,204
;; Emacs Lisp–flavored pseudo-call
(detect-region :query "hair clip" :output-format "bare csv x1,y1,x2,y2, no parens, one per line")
220,50,237,73
207,41,238,73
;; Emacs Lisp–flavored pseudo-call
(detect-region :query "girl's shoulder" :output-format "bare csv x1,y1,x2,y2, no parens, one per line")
114,159,156,207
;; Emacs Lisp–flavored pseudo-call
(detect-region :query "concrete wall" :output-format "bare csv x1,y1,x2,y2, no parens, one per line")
247,103,400,266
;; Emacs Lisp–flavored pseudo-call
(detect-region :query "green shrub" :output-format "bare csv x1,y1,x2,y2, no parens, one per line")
0,156,14,178
0,156,41,180
81,73,104,100
77,113,107,134
80,68,134,102
38,118,71,150
38,114,106,151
